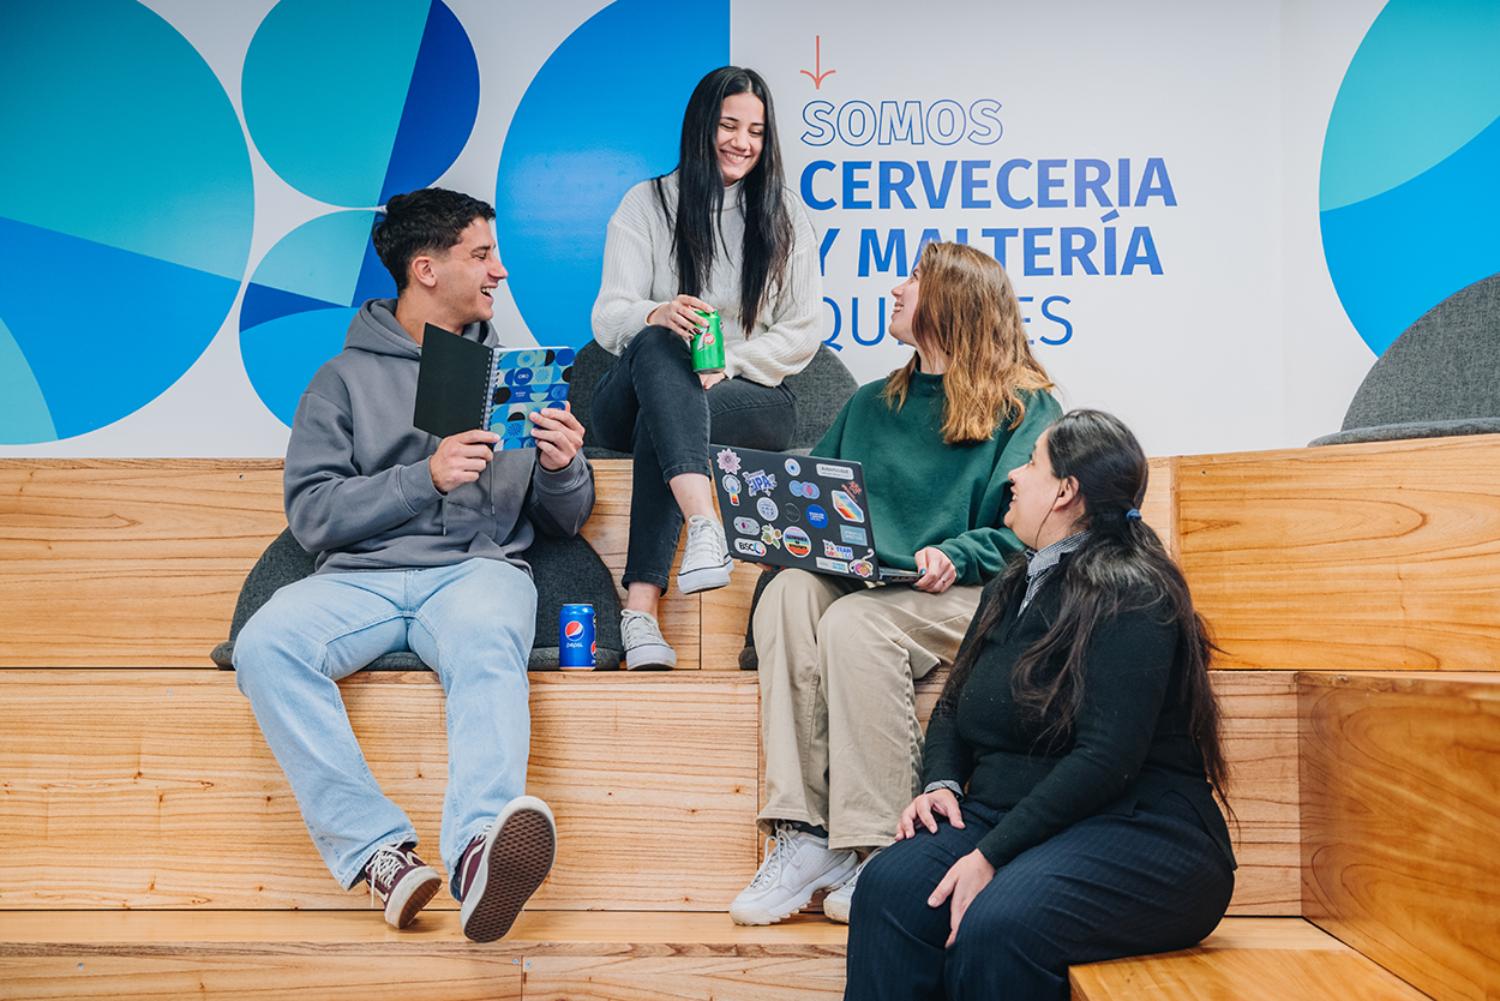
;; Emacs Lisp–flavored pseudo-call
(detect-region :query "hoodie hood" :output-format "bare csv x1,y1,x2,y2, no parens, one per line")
346,299,494,358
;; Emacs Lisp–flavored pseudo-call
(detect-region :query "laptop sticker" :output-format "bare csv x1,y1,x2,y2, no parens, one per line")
817,557,850,573
733,517,760,535
784,457,801,475
744,469,778,496
806,504,828,528
735,538,767,557
722,474,742,506
716,448,742,474
823,540,854,560
756,497,780,520
789,480,821,500
839,525,868,546
783,526,812,558
816,462,855,479
783,502,801,523
849,551,876,579
831,490,865,524
761,525,783,549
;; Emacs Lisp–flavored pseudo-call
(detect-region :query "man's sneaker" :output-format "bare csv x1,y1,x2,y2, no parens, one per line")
621,609,677,670
676,514,732,594
363,843,442,930
822,849,879,924
454,795,557,943
729,822,858,926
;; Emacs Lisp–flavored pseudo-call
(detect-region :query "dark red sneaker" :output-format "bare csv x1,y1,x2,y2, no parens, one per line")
455,795,557,943
364,843,442,929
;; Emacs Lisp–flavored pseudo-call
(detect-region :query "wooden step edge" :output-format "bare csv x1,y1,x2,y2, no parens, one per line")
0,668,759,687
1069,918,1429,1000
1295,670,1500,697
0,910,847,958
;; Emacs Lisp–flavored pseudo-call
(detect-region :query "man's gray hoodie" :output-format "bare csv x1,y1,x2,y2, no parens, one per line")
284,299,594,575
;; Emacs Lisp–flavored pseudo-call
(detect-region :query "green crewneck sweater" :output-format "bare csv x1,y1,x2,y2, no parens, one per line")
811,373,1060,584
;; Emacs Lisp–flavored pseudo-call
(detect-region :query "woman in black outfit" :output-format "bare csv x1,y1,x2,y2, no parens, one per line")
843,409,1235,1001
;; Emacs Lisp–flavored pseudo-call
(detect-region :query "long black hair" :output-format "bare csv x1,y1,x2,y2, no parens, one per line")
935,409,1231,810
653,65,793,335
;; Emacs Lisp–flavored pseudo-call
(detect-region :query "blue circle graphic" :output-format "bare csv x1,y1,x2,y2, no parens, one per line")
240,212,397,425
495,0,730,349
1320,0,1500,356
0,0,253,443
243,0,479,207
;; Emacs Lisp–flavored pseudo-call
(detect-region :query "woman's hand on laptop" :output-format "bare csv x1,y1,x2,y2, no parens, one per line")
913,547,956,593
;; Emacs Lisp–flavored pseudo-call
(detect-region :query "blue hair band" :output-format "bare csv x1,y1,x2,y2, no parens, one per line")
1125,508,1142,521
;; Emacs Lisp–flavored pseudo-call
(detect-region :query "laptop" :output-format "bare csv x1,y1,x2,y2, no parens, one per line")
708,445,923,585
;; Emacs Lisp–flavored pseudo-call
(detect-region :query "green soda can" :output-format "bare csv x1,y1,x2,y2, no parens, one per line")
692,309,726,373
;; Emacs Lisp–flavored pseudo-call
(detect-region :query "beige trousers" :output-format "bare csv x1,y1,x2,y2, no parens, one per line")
753,569,982,851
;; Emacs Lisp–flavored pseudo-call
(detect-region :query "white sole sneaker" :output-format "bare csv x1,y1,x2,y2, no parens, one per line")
625,641,677,670
383,865,442,929
677,558,733,594
460,796,557,943
729,853,858,926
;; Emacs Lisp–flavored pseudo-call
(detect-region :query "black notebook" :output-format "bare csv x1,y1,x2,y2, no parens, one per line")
412,323,575,448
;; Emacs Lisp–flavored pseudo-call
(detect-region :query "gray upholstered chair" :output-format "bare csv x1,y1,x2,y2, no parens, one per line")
569,340,859,458
212,525,624,671
1311,272,1500,446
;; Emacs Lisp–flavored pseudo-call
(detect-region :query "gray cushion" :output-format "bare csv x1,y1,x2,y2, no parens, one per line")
572,340,859,457
1314,272,1500,446
213,522,623,671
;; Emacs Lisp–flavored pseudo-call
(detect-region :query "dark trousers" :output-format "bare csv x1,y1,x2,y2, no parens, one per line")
590,326,796,591
844,801,1234,1001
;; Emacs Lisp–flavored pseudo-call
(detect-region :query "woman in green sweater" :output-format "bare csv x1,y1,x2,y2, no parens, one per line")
729,242,1059,926
843,409,1235,1000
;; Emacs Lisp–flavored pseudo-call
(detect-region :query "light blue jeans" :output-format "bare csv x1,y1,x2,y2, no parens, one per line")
233,558,535,896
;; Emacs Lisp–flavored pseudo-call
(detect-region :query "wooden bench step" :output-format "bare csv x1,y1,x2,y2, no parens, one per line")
0,911,847,1000
1069,917,1426,1000
0,671,760,911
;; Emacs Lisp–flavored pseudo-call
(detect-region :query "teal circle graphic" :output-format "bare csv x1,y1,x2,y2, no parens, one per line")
0,0,254,443
1320,0,1500,356
240,211,397,425
242,0,479,207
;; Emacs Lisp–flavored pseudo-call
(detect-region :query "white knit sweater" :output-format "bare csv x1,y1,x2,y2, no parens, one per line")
590,171,824,386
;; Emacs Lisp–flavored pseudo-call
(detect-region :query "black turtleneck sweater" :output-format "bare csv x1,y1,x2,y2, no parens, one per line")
921,558,1235,869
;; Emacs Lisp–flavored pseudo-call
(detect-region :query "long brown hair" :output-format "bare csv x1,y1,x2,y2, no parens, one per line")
882,242,1053,444
935,409,1232,815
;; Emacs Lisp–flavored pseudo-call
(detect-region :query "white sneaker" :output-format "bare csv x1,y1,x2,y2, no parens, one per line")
621,609,676,670
730,822,858,926
676,514,732,594
822,849,878,924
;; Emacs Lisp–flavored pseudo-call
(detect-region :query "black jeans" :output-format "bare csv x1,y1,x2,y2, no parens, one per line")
590,326,797,592
844,800,1234,1001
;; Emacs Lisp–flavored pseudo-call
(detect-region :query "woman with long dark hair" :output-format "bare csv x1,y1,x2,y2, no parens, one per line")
590,66,821,669
730,243,1059,927
843,409,1236,1001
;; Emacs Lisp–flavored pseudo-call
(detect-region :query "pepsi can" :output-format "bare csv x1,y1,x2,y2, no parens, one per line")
559,603,596,669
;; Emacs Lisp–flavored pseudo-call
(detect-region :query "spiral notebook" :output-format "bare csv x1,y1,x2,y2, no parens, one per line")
412,323,576,448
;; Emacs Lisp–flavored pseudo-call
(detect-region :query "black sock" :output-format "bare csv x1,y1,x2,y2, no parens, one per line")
791,820,829,839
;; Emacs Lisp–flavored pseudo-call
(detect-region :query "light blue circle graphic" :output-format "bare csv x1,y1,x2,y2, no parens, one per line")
243,0,479,207
0,0,253,443
240,211,396,425
495,0,731,349
1320,0,1500,356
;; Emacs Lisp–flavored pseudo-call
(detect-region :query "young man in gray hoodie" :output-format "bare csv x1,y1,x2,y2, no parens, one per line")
234,188,592,943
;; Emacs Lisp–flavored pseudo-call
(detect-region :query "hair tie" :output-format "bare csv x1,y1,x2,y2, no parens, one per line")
1125,507,1142,521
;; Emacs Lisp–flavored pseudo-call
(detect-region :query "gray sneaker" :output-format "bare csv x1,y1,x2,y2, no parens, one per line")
676,514,732,594
621,609,677,670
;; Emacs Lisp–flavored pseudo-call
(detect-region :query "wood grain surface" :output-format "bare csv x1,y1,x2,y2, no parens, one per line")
0,671,759,911
1300,671,1500,1001
0,459,706,668
1176,434,1500,670
1069,916,1426,1000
